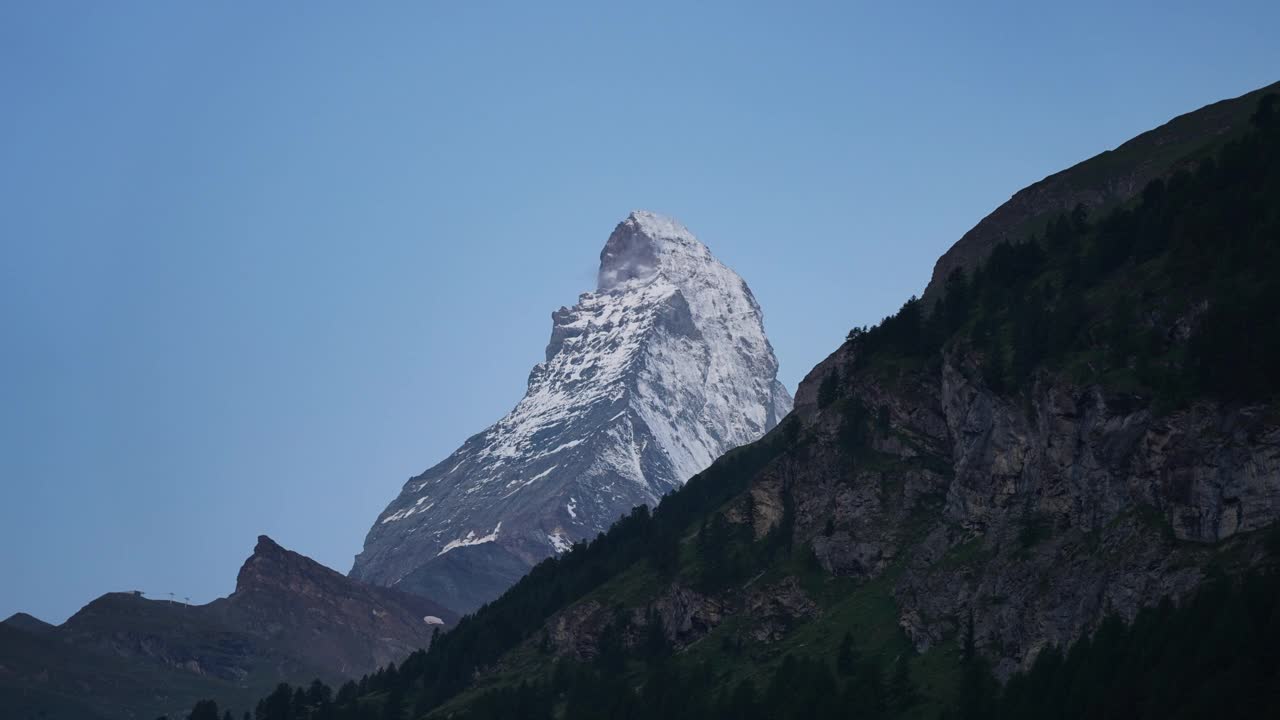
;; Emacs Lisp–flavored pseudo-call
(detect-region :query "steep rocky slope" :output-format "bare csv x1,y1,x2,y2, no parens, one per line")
351,211,791,613
515,344,1276,696
789,341,1279,680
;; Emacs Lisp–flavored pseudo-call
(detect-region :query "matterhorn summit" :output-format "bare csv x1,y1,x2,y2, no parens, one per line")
350,211,792,612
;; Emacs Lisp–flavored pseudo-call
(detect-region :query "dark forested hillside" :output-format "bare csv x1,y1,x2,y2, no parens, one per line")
992,562,1280,720
845,89,1280,409
191,88,1280,720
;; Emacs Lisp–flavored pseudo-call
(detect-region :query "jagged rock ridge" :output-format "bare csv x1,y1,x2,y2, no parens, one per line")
351,211,792,613
220,535,454,673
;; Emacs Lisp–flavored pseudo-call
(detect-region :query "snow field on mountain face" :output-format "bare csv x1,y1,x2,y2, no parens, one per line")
438,523,502,556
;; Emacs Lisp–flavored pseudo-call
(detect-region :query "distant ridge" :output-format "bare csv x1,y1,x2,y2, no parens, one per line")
0,536,455,720
1,611,54,635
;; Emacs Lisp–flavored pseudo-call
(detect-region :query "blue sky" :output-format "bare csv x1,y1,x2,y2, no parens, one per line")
2,1,1276,623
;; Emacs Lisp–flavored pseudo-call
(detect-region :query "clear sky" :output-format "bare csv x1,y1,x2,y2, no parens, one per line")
2,1,1276,624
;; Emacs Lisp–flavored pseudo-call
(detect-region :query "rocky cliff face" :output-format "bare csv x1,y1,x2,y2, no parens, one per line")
537,341,1279,681
792,343,1280,678
351,211,792,613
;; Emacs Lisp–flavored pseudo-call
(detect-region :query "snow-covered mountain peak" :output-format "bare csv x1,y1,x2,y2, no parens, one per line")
351,212,792,614
597,210,715,292
627,209,695,240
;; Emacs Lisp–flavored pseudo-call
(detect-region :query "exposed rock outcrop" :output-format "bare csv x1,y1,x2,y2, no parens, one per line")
788,340,1280,679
